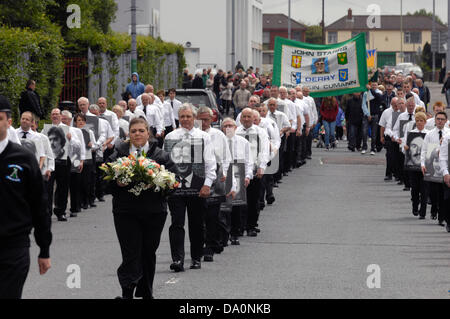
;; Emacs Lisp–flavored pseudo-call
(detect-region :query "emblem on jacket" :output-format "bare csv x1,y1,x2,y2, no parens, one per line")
6,164,23,182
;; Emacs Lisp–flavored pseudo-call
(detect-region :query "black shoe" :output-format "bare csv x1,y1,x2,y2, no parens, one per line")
190,260,201,269
98,197,105,202
230,237,240,245
57,215,68,222
446,224,450,232
259,202,265,210
306,156,312,159
169,261,184,272
438,221,445,226
277,180,283,184
203,255,213,262
412,210,418,216
70,212,78,217
384,176,392,181
254,227,261,233
394,177,401,182
81,205,89,210
397,181,404,185
403,187,410,191
266,196,275,205
247,229,257,237
283,173,288,177
431,215,437,220
273,183,279,188
89,203,97,208
419,215,425,220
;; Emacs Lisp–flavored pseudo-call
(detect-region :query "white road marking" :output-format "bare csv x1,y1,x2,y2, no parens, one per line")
165,277,180,284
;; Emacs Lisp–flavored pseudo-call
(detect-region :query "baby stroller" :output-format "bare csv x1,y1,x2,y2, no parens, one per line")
316,125,326,148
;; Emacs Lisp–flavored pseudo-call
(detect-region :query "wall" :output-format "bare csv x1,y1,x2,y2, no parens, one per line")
160,0,227,74
87,48,179,105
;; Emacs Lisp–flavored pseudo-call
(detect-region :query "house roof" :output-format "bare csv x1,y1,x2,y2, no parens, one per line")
263,13,307,30
326,15,447,31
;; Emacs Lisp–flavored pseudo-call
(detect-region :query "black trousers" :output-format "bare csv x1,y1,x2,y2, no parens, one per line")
0,247,30,299
80,161,94,207
95,161,105,199
294,134,304,165
443,186,450,224
284,134,295,172
260,174,274,204
217,205,231,246
168,196,207,263
113,212,167,299
204,203,222,255
48,160,71,217
409,171,428,216
384,136,396,177
276,136,286,182
246,178,262,230
230,206,243,237
398,152,411,187
429,182,445,222
69,171,82,213
306,131,313,157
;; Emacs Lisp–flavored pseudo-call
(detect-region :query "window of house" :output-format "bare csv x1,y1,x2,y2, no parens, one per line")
263,32,270,44
293,31,302,42
404,32,421,44
328,32,337,44
263,53,274,64
351,31,369,43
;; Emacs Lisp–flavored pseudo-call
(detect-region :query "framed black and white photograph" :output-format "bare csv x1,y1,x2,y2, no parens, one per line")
100,114,113,128
404,132,426,172
399,119,412,139
224,163,247,206
81,128,92,161
164,137,205,196
392,111,401,128
85,116,99,140
122,115,130,122
42,124,70,161
20,138,39,163
423,143,443,183
70,141,82,173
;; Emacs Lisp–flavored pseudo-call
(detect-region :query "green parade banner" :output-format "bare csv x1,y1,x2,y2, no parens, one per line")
272,33,368,98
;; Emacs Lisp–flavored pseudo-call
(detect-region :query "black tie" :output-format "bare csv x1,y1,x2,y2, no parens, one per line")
171,101,174,109
22,131,27,139
137,148,142,157
408,114,413,121
439,130,443,141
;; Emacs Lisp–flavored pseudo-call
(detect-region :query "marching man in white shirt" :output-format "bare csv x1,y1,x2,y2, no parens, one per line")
422,111,450,227
164,103,216,272
222,117,253,245
236,108,270,237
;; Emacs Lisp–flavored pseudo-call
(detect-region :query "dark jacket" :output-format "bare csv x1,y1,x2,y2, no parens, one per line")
108,140,179,215
382,91,396,110
192,75,204,89
418,85,430,106
19,88,43,118
0,142,52,258
369,89,384,116
125,72,145,99
320,100,339,123
345,95,364,125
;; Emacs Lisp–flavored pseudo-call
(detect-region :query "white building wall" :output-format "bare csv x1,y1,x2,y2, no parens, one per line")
160,0,227,74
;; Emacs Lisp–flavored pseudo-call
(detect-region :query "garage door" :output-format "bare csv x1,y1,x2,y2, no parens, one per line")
377,52,396,68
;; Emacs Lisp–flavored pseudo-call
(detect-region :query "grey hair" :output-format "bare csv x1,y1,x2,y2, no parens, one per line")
61,110,72,118
221,117,236,127
77,97,89,105
178,103,197,117
197,106,213,117
89,104,100,112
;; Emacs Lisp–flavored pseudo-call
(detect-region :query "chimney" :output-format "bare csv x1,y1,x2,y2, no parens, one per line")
347,8,353,20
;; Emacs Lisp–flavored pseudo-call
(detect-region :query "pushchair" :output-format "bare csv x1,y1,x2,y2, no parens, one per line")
316,125,326,148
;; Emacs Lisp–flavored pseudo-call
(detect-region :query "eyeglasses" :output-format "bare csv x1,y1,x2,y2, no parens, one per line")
436,118,447,121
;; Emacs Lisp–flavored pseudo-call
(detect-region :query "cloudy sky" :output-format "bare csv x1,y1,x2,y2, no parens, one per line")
263,0,448,26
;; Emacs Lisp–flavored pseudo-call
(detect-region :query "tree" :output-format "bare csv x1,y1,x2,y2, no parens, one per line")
305,25,323,44
406,9,446,26
0,0,56,31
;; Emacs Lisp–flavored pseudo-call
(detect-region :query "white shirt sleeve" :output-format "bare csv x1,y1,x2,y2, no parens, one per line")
203,132,217,187
440,135,450,176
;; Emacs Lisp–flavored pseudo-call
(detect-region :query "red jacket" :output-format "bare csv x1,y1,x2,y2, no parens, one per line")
320,101,339,122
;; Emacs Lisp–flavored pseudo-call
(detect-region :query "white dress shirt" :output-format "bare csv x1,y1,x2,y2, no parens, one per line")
0,136,8,155
281,98,298,130
268,110,291,137
101,109,120,138
235,124,270,172
205,127,232,178
125,108,146,120
259,117,281,160
379,107,395,137
137,104,164,134
426,117,450,130
35,132,54,175
227,134,253,180
162,101,177,128
7,126,21,145
393,111,415,140
304,95,318,126
421,126,450,167
164,126,217,187
439,132,450,176
16,127,46,162
295,98,309,128
168,98,183,121
71,127,86,161
130,141,150,156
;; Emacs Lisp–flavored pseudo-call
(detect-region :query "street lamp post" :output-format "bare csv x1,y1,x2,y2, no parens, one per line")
288,0,291,40
131,0,137,73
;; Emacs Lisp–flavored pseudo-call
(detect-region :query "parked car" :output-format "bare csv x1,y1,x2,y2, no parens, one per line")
394,63,423,79
174,88,222,127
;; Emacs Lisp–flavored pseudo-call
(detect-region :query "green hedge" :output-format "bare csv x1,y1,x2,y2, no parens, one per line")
0,26,64,124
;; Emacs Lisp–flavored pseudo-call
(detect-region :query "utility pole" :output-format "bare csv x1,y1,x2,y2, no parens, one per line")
400,0,403,63
231,0,236,71
432,0,436,80
288,0,291,39
322,0,325,44
131,0,137,73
